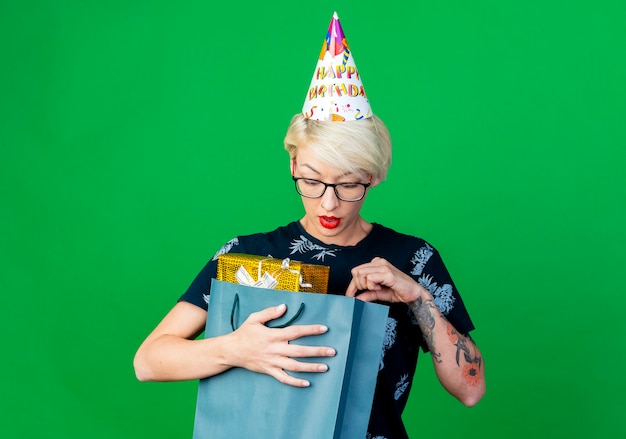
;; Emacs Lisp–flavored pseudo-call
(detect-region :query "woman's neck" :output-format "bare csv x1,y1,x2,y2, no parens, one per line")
299,217,373,247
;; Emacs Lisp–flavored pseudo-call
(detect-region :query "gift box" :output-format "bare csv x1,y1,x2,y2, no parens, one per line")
217,253,329,294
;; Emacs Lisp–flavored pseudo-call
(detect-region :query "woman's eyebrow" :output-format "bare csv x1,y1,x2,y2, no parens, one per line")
297,163,354,179
298,163,320,175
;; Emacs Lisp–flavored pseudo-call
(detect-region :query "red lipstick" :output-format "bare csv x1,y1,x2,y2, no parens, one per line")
319,216,340,229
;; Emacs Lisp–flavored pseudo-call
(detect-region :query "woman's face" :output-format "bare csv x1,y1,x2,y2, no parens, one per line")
291,144,375,246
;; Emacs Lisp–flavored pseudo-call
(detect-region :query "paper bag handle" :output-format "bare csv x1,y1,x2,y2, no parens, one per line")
230,293,305,331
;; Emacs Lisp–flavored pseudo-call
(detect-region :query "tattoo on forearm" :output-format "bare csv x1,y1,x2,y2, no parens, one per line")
447,323,483,386
409,297,441,363
409,299,484,386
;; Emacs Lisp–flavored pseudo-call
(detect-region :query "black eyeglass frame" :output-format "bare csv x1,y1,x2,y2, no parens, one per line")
292,176,371,202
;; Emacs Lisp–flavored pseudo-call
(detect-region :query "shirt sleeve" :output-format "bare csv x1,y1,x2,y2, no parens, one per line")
419,248,475,336
177,237,244,310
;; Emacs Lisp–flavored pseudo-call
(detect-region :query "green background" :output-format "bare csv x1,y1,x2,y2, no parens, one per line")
2,0,625,437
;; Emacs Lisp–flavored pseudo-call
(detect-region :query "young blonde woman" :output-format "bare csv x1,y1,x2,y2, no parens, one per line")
135,13,485,438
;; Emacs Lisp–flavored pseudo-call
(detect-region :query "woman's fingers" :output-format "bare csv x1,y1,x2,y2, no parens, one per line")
279,322,329,340
233,308,337,387
347,259,393,298
282,337,336,359
269,356,333,388
247,303,288,325
346,257,421,303
270,369,312,388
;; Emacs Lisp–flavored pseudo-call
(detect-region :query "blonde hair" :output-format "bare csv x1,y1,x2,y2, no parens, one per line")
284,113,392,181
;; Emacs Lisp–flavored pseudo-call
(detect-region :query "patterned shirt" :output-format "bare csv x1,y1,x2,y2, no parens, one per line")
180,221,475,439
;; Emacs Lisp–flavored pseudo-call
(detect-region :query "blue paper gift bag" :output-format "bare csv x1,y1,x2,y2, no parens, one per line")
192,280,389,439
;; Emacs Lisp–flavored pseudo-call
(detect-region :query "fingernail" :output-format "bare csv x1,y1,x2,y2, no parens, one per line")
327,349,336,356
301,380,310,387
276,304,286,312
319,325,328,333
318,364,328,372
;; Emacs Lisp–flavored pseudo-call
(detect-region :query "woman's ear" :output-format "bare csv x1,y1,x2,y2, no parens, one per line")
290,158,296,176
369,175,381,188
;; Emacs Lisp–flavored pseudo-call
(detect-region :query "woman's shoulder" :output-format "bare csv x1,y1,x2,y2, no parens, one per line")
219,222,300,256
370,223,432,248
238,222,299,242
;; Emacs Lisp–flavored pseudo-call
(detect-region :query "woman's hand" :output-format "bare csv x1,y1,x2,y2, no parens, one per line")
346,257,425,304
225,303,336,387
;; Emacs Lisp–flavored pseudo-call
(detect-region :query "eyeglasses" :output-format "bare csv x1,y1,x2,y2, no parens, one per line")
292,177,371,202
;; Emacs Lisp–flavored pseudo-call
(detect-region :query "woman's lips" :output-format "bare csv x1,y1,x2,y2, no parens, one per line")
319,216,341,229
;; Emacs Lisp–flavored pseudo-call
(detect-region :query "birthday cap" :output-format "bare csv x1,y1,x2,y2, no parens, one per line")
302,12,372,121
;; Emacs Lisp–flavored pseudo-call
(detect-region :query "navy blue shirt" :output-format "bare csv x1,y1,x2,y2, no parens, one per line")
180,221,475,439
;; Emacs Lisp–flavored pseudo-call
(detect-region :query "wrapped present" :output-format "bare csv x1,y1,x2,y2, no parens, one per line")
217,253,329,294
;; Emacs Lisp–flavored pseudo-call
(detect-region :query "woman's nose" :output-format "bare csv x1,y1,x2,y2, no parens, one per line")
320,185,340,210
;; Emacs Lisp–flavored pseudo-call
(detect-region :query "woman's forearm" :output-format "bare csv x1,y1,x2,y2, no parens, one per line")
409,297,486,406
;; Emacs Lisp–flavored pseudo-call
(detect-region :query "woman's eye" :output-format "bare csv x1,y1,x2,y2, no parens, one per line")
303,179,321,187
